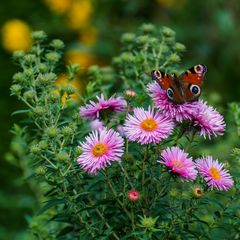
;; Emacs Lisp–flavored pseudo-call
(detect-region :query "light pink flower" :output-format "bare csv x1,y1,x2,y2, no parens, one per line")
123,107,174,145
195,156,234,191
90,119,104,131
147,82,195,122
77,129,124,174
159,146,197,181
80,94,127,120
191,100,226,139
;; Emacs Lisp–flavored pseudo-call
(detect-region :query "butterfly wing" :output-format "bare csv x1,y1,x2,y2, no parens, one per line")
151,70,173,90
151,70,185,103
178,64,207,102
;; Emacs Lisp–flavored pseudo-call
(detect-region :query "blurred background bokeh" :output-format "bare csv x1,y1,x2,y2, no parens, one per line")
1,0,240,238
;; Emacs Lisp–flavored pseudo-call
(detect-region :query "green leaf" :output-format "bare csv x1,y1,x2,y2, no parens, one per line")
11,109,31,116
38,198,65,215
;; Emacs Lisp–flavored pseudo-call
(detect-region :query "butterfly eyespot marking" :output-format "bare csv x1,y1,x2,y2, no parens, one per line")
167,88,174,100
190,84,200,95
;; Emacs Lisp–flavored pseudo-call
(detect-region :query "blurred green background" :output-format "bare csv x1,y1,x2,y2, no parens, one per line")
1,0,240,239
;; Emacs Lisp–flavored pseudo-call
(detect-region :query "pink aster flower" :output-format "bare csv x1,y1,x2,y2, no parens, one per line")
159,146,197,181
77,129,124,174
195,156,234,191
190,100,226,139
147,82,195,122
123,107,174,145
80,94,127,120
90,119,104,131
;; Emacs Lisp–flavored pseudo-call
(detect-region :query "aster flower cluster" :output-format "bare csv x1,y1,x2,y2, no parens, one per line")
159,146,233,190
77,89,233,191
148,82,226,139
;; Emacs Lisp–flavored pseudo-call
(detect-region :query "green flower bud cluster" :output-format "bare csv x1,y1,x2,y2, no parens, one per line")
115,24,185,89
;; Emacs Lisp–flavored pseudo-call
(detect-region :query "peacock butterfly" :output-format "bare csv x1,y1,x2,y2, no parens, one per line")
151,64,207,104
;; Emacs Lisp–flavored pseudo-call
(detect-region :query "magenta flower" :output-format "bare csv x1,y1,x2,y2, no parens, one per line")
80,94,127,120
191,100,226,139
147,82,195,122
77,129,124,174
123,107,174,145
159,146,197,181
90,119,104,131
195,156,234,191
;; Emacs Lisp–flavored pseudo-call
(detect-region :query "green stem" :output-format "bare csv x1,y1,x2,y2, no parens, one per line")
118,162,134,189
87,197,120,240
185,130,196,152
105,172,134,226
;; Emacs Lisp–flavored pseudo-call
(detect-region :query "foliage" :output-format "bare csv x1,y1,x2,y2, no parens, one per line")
9,25,240,239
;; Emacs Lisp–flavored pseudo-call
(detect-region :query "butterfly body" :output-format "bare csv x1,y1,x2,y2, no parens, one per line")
151,64,207,104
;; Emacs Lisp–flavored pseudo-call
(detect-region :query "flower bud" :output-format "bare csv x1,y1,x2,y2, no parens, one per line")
75,146,82,156
35,166,46,175
38,73,57,85
168,53,180,64
174,42,186,52
61,84,76,95
45,52,61,63
140,23,155,33
38,63,48,73
23,90,35,100
24,54,36,64
30,145,41,154
120,52,135,63
62,126,73,136
136,35,149,45
121,33,136,43
10,84,22,96
13,72,25,82
128,190,140,202
169,188,178,197
192,186,204,199
48,92,59,102
139,216,158,230
50,39,65,50
56,152,70,162
31,31,47,43
149,37,158,45
125,90,136,99
24,68,34,78
39,140,48,149
33,106,45,115
162,26,175,37
88,65,100,75
12,50,25,61
46,127,59,138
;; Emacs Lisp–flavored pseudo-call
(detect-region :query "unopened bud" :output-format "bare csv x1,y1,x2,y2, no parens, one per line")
31,31,47,43
128,190,140,202
50,39,64,50
192,187,204,199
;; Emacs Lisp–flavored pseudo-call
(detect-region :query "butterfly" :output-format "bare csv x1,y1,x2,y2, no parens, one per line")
151,64,207,104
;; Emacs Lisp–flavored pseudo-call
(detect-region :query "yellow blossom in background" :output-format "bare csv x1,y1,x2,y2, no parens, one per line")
79,26,98,46
157,0,186,9
44,0,72,14
1,19,31,52
65,49,96,68
55,74,83,103
67,0,93,30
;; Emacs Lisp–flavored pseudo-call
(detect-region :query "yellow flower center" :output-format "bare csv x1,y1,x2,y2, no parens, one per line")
209,167,221,180
172,160,183,168
140,118,158,131
92,143,108,157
